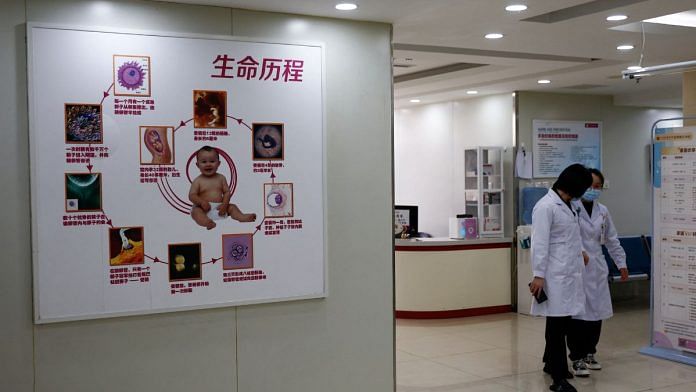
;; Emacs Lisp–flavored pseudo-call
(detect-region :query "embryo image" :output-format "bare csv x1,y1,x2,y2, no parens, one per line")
253,123,284,160
168,243,202,281
263,183,294,218
222,233,253,270
140,126,173,164
193,90,227,128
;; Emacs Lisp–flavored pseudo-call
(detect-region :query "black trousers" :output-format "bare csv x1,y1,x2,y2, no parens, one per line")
544,316,572,381
568,319,602,360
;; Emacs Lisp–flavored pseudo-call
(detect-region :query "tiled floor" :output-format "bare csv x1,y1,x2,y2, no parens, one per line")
396,300,696,391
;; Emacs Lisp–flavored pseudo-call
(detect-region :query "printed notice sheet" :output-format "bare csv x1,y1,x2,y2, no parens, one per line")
532,120,601,178
652,127,696,354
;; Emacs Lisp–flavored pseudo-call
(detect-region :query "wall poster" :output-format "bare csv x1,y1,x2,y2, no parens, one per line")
28,25,326,323
646,125,696,365
532,119,601,177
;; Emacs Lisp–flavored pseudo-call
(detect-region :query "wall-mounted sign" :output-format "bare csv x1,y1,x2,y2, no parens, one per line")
28,25,326,323
532,120,602,177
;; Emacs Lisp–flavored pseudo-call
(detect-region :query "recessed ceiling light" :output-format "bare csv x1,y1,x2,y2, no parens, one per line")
537,79,551,84
485,33,504,39
606,15,628,21
626,65,643,71
409,99,421,103
466,90,478,95
335,3,358,11
505,5,528,12
617,45,634,51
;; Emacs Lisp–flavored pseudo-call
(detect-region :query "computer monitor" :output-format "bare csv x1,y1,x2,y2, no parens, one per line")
394,205,418,237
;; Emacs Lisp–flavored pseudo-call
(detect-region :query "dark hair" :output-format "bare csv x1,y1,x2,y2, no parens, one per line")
588,168,605,186
196,145,219,160
552,163,592,198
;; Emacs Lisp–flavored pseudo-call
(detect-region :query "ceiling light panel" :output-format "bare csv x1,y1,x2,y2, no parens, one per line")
335,3,358,11
644,10,696,28
505,5,528,12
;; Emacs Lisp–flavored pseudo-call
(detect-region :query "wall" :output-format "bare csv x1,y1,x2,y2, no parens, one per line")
1,1,394,391
394,94,514,237
517,92,681,236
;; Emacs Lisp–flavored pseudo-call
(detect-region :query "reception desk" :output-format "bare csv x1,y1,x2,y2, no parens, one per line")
395,237,513,319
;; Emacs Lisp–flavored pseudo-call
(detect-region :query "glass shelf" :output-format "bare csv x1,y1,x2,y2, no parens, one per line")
463,147,504,237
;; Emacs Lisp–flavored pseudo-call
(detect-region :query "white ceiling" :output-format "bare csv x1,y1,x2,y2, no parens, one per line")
164,0,696,108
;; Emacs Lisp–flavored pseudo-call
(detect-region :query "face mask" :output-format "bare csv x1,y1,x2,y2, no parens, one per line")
582,188,601,202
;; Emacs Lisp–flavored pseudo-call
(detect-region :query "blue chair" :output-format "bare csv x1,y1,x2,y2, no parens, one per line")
520,187,548,225
602,236,651,282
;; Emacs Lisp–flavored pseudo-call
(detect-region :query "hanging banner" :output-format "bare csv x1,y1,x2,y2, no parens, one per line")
645,125,696,364
28,25,326,323
532,119,601,177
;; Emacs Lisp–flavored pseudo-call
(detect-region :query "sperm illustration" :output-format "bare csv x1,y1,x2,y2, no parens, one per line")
119,228,133,250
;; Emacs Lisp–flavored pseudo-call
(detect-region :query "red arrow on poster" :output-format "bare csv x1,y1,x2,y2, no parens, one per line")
145,254,167,264
203,257,223,265
99,83,114,105
226,115,252,130
100,210,114,228
174,118,193,133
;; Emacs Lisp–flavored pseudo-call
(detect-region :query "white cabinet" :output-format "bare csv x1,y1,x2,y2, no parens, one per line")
464,147,504,237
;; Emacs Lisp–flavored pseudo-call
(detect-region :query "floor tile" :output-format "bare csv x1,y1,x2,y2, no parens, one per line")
432,348,543,379
650,381,696,391
395,301,696,392
397,349,423,363
396,359,482,389
398,334,497,359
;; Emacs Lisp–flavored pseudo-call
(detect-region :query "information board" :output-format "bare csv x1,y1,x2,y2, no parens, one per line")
28,25,326,323
645,125,696,364
532,119,601,177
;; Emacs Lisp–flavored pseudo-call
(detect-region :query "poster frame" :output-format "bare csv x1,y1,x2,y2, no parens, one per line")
641,116,696,366
531,119,602,178
27,22,328,323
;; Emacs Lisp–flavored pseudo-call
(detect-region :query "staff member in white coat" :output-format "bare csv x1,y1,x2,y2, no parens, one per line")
530,163,592,392
567,168,628,376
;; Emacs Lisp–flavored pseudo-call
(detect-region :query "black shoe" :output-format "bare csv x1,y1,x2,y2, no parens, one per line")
549,379,577,392
543,364,573,379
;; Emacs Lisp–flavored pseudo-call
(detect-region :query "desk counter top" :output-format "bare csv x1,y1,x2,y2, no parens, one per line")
395,237,513,251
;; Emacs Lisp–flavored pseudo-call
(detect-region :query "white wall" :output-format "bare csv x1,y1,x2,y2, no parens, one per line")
1,1,394,391
517,92,681,236
394,102,453,237
395,94,514,237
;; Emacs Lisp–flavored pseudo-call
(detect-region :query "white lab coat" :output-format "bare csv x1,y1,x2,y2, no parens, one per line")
530,189,586,317
571,200,627,321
